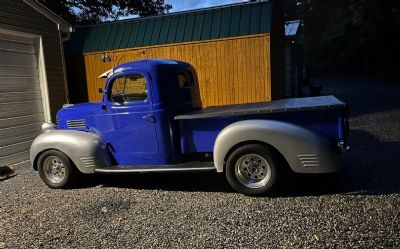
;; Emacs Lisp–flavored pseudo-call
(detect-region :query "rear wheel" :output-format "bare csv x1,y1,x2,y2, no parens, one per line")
37,150,76,189
226,144,278,196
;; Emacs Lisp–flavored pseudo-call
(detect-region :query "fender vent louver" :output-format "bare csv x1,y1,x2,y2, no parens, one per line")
67,119,86,128
81,157,96,168
298,154,320,167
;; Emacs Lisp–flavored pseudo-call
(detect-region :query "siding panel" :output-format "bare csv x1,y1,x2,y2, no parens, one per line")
0,0,65,165
83,35,271,107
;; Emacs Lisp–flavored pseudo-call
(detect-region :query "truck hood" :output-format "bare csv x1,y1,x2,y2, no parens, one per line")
56,102,102,130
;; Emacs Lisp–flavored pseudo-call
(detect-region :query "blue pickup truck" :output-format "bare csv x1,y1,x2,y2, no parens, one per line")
30,59,349,195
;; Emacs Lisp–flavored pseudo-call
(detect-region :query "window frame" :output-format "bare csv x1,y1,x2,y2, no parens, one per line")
107,72,150,105
177,70,195,89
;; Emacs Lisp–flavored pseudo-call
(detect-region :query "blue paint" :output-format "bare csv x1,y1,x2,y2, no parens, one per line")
178,109,346,153
56,59,348,166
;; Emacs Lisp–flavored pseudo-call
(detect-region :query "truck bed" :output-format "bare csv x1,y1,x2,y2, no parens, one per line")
175,96,345,120
175,96,348,154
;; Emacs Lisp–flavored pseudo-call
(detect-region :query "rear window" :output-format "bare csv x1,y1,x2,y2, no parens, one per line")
178,71,195,88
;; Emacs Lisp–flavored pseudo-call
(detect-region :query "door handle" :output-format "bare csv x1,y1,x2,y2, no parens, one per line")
142,114,156,123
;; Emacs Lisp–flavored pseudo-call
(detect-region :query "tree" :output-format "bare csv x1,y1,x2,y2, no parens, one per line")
39,0,171,25
281,0,400,73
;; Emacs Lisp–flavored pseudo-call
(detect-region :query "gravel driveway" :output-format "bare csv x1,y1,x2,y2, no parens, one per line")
1,75,399,248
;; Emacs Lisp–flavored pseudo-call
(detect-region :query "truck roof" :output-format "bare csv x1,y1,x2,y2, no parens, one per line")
175,95,346,120
99,59,191,78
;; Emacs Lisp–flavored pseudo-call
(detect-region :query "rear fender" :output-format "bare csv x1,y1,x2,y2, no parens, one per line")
30,130,112,174
213,120,340,174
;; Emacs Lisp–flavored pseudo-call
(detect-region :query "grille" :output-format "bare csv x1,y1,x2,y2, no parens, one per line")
81,157,96,168
298,154,320,167
67,119,86,128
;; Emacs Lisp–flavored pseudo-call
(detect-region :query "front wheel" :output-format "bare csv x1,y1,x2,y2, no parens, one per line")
226,144,278,196
37,150,77,189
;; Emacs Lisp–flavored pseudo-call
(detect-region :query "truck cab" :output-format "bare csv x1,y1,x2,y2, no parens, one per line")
56,60,202,166
31,59,349,196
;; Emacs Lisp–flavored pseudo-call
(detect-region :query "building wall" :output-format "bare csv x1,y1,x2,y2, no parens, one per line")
83,34,271,107
0,0,67,120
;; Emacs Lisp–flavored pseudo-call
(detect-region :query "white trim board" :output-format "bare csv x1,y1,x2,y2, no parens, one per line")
23,0,73,33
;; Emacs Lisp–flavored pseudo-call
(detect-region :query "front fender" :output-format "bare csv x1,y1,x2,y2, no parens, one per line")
30,130,112,174
213,120,340,174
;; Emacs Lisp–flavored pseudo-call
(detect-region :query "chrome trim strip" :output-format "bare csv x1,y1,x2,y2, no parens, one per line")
81,157,96,168
95,165,216,174
298,154,320,167
67,119,86,128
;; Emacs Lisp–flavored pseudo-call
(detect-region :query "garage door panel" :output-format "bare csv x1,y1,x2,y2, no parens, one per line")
0,65,38,77
0,77,40,92
0,114,44,129
0,133,40,148
0,151,30,166
0,50,37,67
0,140,33,157
0,33,44,165
0,91,42,103
1,152,30,166
0,39,36,54
1,100,44,119
0,33,35,44
0,123,42,146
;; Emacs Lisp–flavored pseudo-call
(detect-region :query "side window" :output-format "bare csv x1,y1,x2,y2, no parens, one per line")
111,74,148,103
178,71,195,88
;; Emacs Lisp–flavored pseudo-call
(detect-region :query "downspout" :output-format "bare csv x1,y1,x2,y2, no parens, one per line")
58,28,72,104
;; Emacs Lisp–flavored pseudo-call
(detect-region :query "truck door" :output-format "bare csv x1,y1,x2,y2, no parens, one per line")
94,72,160,165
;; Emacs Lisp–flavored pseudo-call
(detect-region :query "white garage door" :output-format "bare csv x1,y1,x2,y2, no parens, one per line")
0,32,45,166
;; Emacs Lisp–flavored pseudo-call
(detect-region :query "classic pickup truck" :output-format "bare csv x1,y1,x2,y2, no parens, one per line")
30,59,349,195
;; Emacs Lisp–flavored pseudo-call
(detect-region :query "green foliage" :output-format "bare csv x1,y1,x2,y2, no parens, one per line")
39,0,170,25
281,0,400,72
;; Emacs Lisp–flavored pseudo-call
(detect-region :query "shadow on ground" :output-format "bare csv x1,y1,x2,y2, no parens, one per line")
74,130,400,197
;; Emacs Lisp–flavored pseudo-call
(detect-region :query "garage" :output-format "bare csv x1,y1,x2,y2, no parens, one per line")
0,32,47,165
0,0,72,166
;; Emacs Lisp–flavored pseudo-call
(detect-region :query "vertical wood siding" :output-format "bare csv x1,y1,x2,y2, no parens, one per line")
84,34,271,107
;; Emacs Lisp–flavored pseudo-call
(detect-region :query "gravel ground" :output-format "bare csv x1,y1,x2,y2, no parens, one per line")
1,76,399,248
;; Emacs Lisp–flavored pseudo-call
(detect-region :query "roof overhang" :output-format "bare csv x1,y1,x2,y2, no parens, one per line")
23,0,73,33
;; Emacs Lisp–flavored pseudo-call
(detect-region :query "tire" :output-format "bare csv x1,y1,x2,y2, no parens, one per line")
225,144,278,196
37,150,77,189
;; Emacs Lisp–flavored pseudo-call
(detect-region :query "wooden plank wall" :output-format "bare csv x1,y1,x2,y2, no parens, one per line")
84,34,271,107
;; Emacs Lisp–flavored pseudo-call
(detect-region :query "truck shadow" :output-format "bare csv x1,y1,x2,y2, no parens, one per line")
274,129,400,197
77,129,400,197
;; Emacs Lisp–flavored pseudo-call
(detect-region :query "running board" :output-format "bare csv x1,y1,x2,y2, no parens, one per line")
95,162,215,174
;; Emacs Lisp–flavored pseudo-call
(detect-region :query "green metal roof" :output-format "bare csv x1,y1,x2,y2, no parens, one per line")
65,1,274,54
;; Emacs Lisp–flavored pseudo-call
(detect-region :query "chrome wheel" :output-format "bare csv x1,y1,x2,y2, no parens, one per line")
235,153,271,189
42,156,66,184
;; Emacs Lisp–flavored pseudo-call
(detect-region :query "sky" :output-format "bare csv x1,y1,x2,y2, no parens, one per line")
165,0,245,12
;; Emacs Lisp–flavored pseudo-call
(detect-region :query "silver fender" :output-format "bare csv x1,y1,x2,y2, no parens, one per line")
30,130,112,174
213,120,340,174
